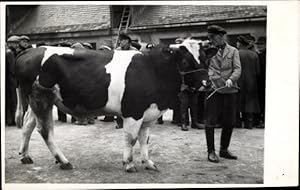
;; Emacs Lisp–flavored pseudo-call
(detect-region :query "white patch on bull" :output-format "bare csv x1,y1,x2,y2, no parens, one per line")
41,46,75,66
170,39,201,64
143,103,167,123
104,50,142,113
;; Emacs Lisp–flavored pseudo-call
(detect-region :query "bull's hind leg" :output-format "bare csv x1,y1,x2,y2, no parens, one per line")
122,117,143,172
29,84,72,170
19,106,36,164
138,122,159,172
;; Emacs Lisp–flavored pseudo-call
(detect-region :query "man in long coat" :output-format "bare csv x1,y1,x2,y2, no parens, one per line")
255,37,266,128
6,36,20,126
205,25,241,163
237,36,260,129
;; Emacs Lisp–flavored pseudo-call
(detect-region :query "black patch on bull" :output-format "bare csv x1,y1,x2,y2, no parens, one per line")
38,48,114,112
121,46,199,120
16,47,47,99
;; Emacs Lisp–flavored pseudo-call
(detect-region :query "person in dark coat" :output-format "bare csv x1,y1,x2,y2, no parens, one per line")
255,36,266,128
205,25,241,163
6,35,20,126
237,35,260,129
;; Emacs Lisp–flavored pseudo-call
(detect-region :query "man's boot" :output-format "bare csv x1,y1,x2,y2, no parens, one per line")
205,127,219,163
220,126,237,160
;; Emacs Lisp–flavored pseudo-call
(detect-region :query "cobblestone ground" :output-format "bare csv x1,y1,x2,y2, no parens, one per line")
4,111,264,184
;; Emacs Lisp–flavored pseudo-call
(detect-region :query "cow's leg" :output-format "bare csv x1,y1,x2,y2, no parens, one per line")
122,117,143,172
29,84,72,170
19,106,36,164
139,122,159,171
34,105,72,170
15,88,24,128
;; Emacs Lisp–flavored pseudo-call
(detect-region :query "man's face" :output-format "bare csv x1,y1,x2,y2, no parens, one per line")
256,43,266,53
119,39,130,50
208,33,223,46
19,40,29,49
7,42,18,50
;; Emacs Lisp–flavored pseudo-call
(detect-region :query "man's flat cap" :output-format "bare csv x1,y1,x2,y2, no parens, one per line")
19,35,30,41
207,25,227,35
237,35,250,46
82,42,93,49
7,35,20,42
71,42,84,49
119,33,132,42
175,37,184,44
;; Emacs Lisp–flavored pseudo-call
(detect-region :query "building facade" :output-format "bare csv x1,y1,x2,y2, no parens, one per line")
7,5,267,49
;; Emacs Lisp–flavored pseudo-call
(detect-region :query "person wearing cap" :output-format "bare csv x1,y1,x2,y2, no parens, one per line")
5,36,20,126
82,42,93,50
204,25,241,163
255,36,266,128
17,35,32,54
246,35,257,52
236,35,260,129
116,33,138,50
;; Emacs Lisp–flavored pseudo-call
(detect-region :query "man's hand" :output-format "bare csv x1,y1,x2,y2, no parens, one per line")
225,79,233,88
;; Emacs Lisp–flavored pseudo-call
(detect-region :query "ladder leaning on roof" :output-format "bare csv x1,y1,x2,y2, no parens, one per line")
115,6,132,48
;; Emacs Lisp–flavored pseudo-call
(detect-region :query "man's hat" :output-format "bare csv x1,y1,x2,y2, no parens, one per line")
207,25,227,35
82,42,93,49
19,35,30,41
236,35,250,46
7,35,20,42
119,33,132,42
175,37,184,44
255,36,266,45
71,42,84,49
247,35,256,42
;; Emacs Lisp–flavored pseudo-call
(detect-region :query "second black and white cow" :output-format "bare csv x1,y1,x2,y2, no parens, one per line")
15,39,217,172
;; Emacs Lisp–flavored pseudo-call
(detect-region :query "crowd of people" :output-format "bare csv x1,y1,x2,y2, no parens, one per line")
6,26,266,163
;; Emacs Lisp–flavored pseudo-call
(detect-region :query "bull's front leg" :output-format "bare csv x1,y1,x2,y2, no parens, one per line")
122,117,143,172
139,122,159,172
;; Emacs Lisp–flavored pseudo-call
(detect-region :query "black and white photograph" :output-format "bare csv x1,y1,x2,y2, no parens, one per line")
1,1,299,189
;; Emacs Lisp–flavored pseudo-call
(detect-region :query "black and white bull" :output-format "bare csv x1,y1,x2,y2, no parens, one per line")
15,39,216,172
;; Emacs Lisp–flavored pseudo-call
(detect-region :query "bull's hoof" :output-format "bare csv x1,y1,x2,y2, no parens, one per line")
126,166,137,173
145,164,159,172
60,163,73,170
21,156,34,164
143,160,159,172
125,163,137,173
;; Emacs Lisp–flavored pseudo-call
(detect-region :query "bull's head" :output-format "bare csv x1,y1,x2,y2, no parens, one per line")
169,38,218,68
168,38,218,89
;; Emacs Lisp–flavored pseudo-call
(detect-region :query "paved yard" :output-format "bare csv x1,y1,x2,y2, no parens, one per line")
4,111,264,184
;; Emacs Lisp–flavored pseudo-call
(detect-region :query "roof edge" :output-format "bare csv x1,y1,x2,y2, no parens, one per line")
130,17,266,30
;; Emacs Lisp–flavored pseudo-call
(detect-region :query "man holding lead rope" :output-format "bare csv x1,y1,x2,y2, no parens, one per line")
204,25,241,163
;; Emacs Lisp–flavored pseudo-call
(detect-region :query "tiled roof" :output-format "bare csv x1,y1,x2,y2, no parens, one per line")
131,5,267,28
15,5,111,34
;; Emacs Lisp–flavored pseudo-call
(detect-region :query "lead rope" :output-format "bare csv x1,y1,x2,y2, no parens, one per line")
206,86,240,100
